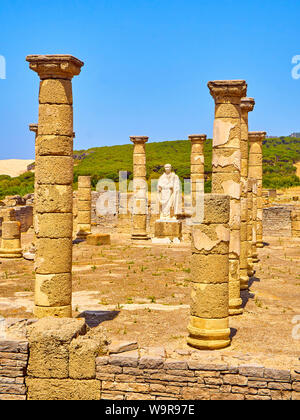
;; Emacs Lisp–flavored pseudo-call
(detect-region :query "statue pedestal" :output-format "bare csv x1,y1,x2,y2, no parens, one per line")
154,219,182,240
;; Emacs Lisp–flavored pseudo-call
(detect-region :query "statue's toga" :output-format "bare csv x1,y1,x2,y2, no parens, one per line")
157,164,181,220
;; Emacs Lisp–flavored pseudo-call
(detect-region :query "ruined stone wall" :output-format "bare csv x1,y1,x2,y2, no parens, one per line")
14,206,33,233
0,339,28,400
263,206,294,237
0,335,299,400
0,206,33,233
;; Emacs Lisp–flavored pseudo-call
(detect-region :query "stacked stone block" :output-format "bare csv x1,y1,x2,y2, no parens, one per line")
187,194,231,350
130,136,149,240
251,179,259,263
239,98,255,290
76,176,92,240
189,134,206,209
26,54,84,318
248,131,266,248
208,80,247,315
0,339,28,400
0,209,22,259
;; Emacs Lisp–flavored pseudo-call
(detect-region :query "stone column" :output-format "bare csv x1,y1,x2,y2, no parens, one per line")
239,98,255,290
76,176,92,240
130,136,149,240
29,124,38,250
248,131,266,249
0,209,22,259
247,179,254,277
251,179,259,263
189,134,206,209
291,209,300,238
208,80,247,316
187,194,231,350
26,54,84,318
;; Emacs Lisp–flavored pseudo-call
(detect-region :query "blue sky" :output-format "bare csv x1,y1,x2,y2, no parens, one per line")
0,0,299,159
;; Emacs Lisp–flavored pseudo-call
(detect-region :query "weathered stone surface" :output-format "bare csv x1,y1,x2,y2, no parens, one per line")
26,378,100,400
87,234,111,246
27,318,86,379
108,341,138,355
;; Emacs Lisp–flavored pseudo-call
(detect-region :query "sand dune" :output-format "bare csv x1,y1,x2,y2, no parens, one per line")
0,159,34,178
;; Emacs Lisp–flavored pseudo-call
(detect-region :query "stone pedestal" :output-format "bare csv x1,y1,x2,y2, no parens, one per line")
208,79,247,316
154,219,182,240
187,194,231,350
239,98,255,291
248,131,266,248
76,176,92,240
130,136,149,240
0,220,22,258
27,54,84,318
86,234,111,246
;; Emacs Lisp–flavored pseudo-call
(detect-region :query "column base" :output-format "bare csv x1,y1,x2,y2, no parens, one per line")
256,242,264,248
187,317,231,350
34,305,72,318
240,275,249,290
229,298,243,316
0,248,23,259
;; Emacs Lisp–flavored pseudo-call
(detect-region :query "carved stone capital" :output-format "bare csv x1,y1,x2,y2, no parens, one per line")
26,55,84,80
208,80,247,103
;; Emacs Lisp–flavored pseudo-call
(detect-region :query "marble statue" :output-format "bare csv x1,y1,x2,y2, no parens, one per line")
157,164,181,220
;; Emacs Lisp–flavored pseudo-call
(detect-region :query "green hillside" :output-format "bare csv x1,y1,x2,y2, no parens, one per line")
0,137,299,199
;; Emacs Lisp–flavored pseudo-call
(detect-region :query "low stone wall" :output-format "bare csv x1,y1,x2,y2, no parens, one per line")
0,340,28,400
96,351,300,401
0,206,33,233
263,206,293,237
0,319,299,400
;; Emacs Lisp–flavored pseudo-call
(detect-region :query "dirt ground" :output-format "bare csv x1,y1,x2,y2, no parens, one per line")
0,230,299,368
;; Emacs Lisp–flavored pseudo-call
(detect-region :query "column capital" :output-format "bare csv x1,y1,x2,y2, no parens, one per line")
189,134,207,143
130,136,149,145
26,55,84,80
240,97,255,114
29,123,38,134
248,131,266,143
208,80,247,102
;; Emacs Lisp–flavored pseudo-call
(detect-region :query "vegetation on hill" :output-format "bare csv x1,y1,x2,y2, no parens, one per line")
0,137,299,199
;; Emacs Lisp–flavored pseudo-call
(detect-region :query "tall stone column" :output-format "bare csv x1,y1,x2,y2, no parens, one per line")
187,194,231,350
251,179,259,263
208,80,247,316
240,98,255,290
76,176,92,240
189,134,206,210
29,124,38,248
130,136,149,240
248,131,266,249
247,179,254,276
26,54,84,318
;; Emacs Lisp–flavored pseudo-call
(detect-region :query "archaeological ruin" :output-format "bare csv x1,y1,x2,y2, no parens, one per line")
0,57,299,401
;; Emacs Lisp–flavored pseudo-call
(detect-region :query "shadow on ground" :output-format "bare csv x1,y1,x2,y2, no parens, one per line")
77,310,119,328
